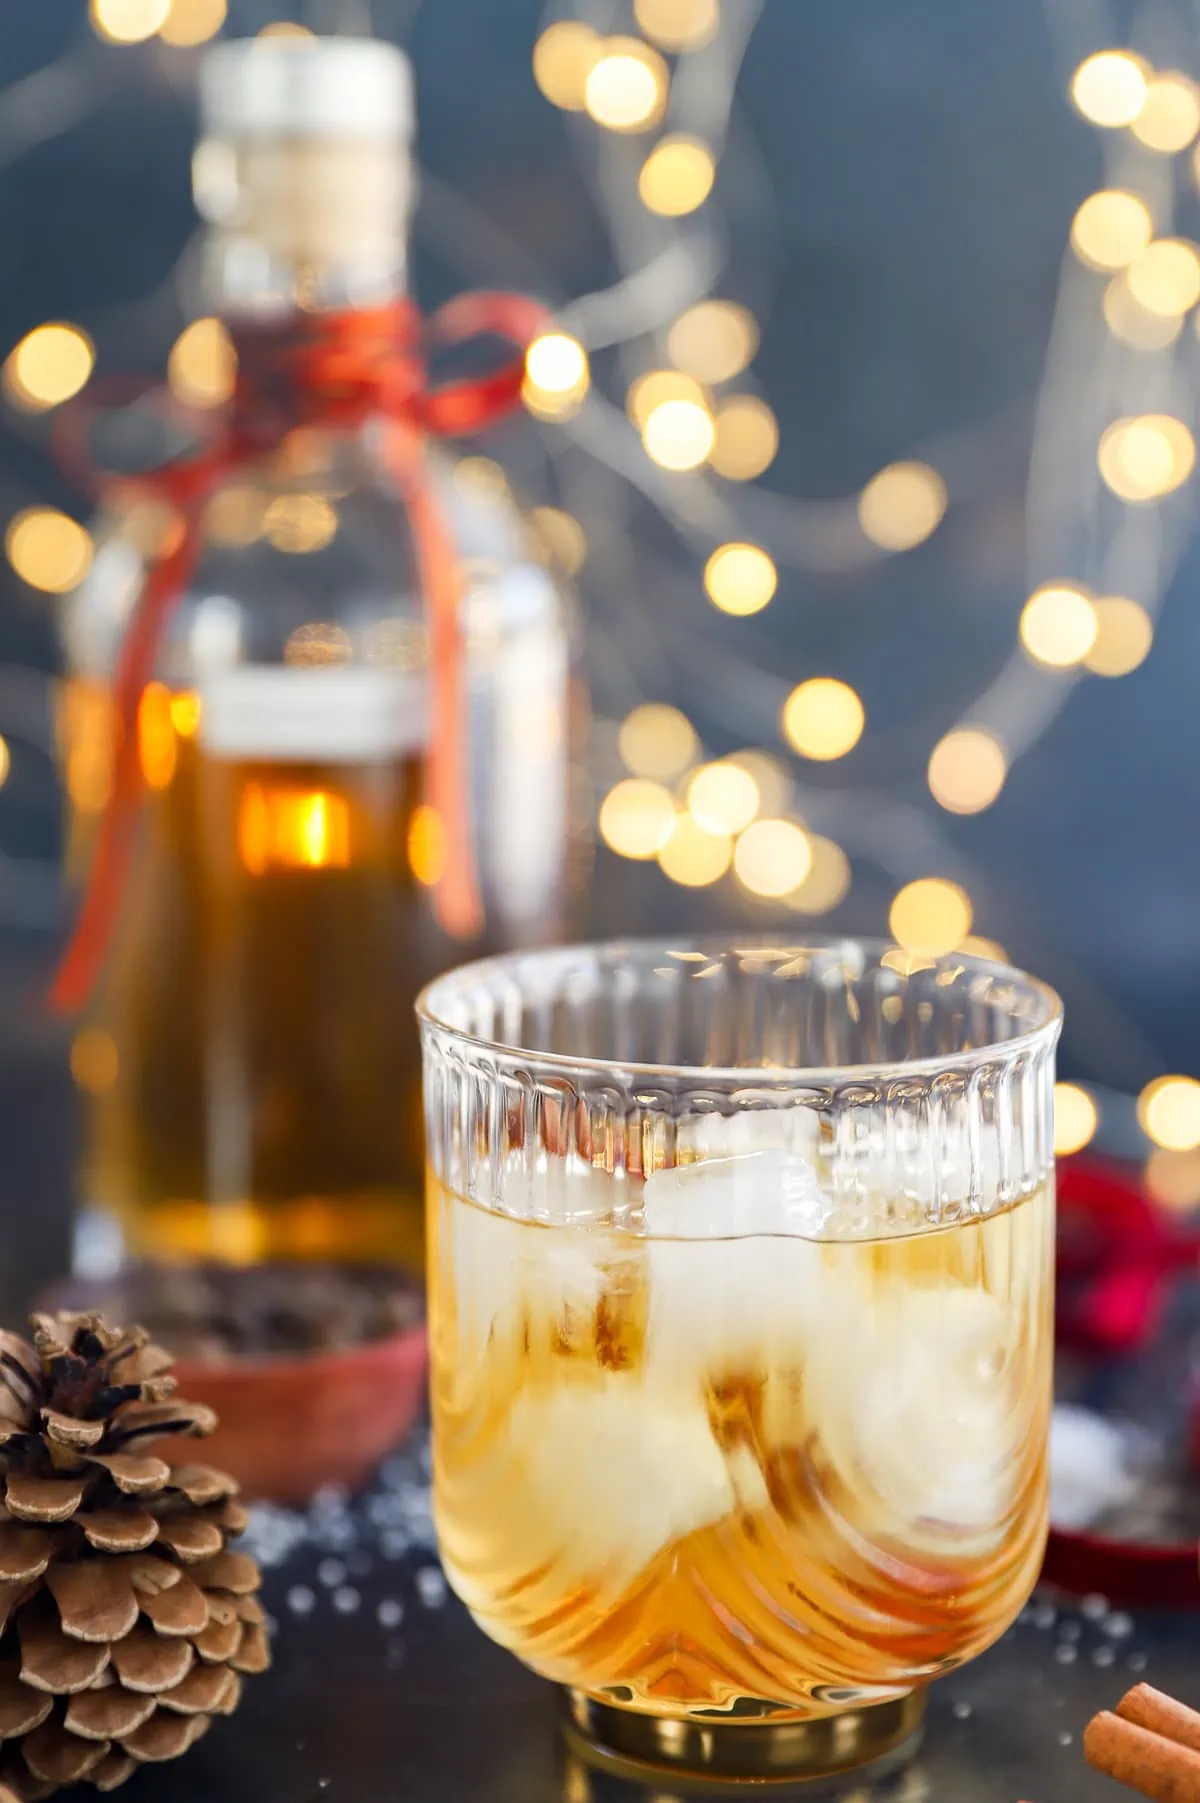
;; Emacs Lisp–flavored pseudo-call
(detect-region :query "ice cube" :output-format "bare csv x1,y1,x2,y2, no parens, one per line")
451,1377,739,1620
809,1279,1026,1551
643,1149,827,1238
641,1152,828,1381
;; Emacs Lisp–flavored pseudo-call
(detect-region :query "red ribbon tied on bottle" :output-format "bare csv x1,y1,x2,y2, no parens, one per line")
48,291,552,1014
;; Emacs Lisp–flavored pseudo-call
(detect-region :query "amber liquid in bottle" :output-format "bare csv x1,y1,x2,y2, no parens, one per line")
75,683,450,1271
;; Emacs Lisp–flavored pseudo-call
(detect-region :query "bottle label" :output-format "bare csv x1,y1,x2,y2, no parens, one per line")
199,666,429,762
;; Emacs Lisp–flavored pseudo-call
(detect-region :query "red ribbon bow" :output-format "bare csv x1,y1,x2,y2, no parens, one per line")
49,291,551,1014
1057,1159,1200,1353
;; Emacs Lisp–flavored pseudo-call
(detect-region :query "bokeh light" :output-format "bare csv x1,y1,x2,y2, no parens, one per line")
889,878,973,956
703,542,777,615
1084,596,1153,676
523,332,590,421
626,370,705,430
4,324,94,411
667,301,758,385
584,39,668,133
599,778,677,858
6,509,93,593
531,506,587,575
709,395,778,479
284,622,353,667
1070,190,1152,271
726,749,791,817
1098,414,1195,501
1019,584,1098,667
642,396,715,470
781,678,865,760
856,461,947,551
408,805,446,887
961,936,1009,963
657,813,732,886
1125,239,1200,316
634,0,719,53
782,834,851,916
532,20,601,110
687,761,760,834
1054,1083,1098,1156
1139,1074,1200,1151
618,703,698,779
1132,72,1200,152
159,0,227,45
90,0,170,40
1144,1148,1200,1211
1103,274,1183,349
733,819,812,898
204,483,265,549
638,136,716,215
263,494,338,554
1070,50,1148,128
168,317,236,409
0,736,9,790
927,728,1007,814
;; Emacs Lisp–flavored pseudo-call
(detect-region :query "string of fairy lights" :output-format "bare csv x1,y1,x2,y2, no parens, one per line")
2,0,1200,1197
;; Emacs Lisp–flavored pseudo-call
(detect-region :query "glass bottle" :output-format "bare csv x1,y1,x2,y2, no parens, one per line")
58,36,585,1276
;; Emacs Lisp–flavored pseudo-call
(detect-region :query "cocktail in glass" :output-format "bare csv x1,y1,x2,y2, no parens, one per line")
418,938,1060,1788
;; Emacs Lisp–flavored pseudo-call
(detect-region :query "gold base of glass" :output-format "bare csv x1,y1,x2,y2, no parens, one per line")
562,1689,926,1793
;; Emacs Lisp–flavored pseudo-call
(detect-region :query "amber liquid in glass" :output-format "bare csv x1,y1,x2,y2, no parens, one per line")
73,687,448,1269
428,1171,1053,1718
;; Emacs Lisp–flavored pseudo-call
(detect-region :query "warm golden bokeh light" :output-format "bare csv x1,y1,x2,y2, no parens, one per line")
531,506,588,575
137,682,177,791
1054,1083,1098,1156
667,301,758,385
159,0,227,46
889,878,973,957
618,703,698,780
70,1028,119,1096
239,785,350,874
783,834,851,916
1098,414,1196,501
168,691,201,737
634,0,719,53
642,396,715,471
657,813,732,887
1125,238,1200,316
626,370,704,430
733,819,812,898
709,394,778,480
1071,50,1148,127
961,935,1009,963
726,749,791,817
284,622,353,666
4,324,94,411
781,678,865,760
408,804,446,887
203,483,265,548
703,542,777,615
599,777,677,858
256,20,313,35
584,39,667,133
1132,72,1200,152
532,20,601,110
1019,584,1098,668
168,317,236,408
6,508,93,593
1103,274,1183,349
90,0,170,40
1139,1074,1200,1151
1084,596,1153,676
687,761,760,834
638,135,715,215
523,332,590,420
927,728,1007,814
1144,1148,1200,1211
856,461,947,552
0,735,9,790
263,493,338,555
1069,190,1153,271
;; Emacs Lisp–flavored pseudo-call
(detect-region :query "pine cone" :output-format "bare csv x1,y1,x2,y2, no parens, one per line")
0,1313,269,1801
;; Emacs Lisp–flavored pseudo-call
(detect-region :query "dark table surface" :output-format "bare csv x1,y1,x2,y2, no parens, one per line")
1,1034,1194,1803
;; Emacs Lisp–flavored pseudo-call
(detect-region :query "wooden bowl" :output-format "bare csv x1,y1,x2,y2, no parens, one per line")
166,1322,428,1505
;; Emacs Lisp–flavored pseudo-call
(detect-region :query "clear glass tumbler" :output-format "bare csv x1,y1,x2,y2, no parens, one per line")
418,938,1061,1790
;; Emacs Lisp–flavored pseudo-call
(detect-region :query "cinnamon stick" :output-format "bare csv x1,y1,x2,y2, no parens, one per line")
1118,1685,1200,1759
1084,1711,1200,1802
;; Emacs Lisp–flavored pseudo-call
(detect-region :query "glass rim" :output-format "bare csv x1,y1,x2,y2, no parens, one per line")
415,933,1064,1088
